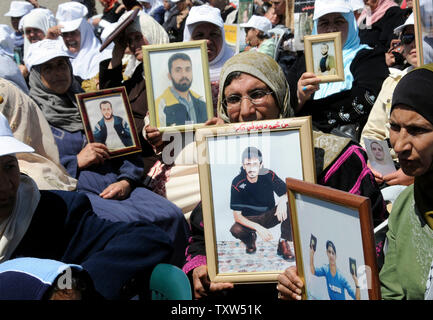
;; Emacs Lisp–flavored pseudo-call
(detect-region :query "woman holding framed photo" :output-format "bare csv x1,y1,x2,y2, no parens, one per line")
285,0,389,142
99,9,169,173
26,39,189,267
179,50,386,300
278,65,433,300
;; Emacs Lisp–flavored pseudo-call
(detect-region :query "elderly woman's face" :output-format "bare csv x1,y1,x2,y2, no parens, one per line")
126,31,149,61
223,73,279,122
191,23,223,62
25,27,45,43
0,155,20,221
317,13,349,46
62,29,81,54
389,106,433,176
40,57,72,94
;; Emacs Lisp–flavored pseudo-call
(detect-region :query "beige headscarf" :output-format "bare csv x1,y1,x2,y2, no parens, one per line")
217,50,350,172
122,10,170,77
124,10,170,45
0,78,77,191
217,50,294,122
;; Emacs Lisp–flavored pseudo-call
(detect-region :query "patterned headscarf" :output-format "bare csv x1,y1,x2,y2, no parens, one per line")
217,50,294,122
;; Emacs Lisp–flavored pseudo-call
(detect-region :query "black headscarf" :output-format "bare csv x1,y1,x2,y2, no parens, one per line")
391,63,433,228
391,64,433,125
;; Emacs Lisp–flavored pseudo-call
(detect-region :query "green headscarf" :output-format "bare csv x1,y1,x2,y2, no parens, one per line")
217,51,294,122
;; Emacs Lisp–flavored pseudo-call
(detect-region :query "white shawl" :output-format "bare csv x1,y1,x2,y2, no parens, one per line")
20,8,57,62
0,174,40,263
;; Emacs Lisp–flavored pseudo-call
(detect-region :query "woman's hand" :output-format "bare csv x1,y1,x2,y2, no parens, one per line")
46,25,62,40
144,124,165,154
19,64,29,79
296,72,320,112
99,179,132,200
277,266,304,300
204,117,224,126
192,265,234,299
367,163,384,185
77,142,110,169
383,168,414,186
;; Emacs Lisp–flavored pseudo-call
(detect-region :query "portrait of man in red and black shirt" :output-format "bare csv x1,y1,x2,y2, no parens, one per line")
229,146,294,260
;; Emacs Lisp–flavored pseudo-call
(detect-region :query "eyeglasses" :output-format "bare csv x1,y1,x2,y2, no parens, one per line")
401,33,415,45
223,89,273,108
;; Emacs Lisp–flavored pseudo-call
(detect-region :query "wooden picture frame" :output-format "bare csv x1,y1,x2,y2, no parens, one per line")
99,8,139,52
304,32,345,83
196,117,316,284
414,0,433,66
286,177,381,300
293,0,315,51
238,0,254,24
75,87,141,158
142,40,214,133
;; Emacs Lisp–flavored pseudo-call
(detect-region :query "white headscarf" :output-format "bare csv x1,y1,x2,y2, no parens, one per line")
121,10,169,77
123,10,169,45
0,25,29,94
20,8,57,62
58,19,112,80
0,174,40,263
183,5,234,82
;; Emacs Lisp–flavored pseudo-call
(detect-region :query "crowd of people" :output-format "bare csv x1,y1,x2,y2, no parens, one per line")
0,0,431,301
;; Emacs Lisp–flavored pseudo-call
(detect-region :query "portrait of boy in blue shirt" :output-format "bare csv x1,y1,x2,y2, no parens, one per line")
310,240,360,300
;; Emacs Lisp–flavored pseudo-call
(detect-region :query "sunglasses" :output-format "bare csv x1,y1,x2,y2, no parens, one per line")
401,33,415,45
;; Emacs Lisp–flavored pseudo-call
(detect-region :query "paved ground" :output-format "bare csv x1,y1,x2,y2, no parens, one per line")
0,0,104,26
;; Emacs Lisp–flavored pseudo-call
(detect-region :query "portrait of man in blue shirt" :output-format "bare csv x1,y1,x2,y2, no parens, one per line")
93,100,133,150
310,240,360,300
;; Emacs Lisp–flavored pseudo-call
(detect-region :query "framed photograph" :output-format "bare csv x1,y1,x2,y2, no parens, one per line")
286,177,381,300
304,32,345,83
142,40,214,132
293,0,315,51
414,0,433,66
75,87,141,158
363,138,396,176
238,0,254,24
196,117,316,284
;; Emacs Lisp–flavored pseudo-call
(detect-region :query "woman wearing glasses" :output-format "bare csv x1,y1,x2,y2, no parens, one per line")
180,50,386,300
361,13,417,189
